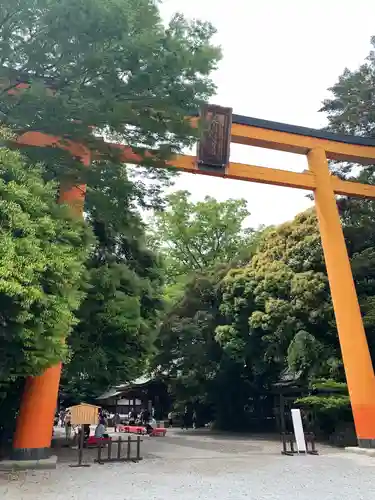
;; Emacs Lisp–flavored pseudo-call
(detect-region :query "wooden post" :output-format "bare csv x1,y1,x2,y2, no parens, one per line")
280,394,286,433
308,148,375,448
78,428,84,465
107,438,112,460
117,436,122,460
97,442,103,464
281,433,288,455
69,426,90,468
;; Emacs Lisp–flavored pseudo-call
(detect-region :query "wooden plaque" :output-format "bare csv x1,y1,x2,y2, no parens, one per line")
197,104,232,168
69,403,100,425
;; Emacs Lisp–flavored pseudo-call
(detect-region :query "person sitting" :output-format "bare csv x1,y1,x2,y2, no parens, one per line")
75,423,91,446
95,418,109,439
145,417,156,435
83,423,91,440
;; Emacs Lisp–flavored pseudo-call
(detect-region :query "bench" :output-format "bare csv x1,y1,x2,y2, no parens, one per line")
150,427,167,437
118,425,166,436
119,425,147,435
86,436,112,448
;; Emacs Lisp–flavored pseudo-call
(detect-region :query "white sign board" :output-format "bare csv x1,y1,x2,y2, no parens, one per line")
291,409,307,453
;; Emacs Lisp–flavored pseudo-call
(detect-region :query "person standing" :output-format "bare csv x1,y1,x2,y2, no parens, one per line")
114,412,121,432
168,411,174,428
142,408,150,426
192,410,197,429
59,409,65,427
182,407,189,430
129,408,137,425
64,410,72,440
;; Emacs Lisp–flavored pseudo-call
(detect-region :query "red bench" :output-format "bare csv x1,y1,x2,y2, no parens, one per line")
118,425,166,436
86,436,112,447
119,425,146,435
150,428,167,437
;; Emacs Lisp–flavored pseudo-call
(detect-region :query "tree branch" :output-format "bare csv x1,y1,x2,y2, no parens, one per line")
0,9,19,31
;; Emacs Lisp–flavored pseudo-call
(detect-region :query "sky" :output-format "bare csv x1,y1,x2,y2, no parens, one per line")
158,0,375,228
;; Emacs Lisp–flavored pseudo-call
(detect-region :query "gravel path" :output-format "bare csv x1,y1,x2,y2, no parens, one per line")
2,430,375,500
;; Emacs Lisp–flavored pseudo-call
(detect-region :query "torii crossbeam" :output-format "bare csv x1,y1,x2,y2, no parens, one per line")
11,104,375,460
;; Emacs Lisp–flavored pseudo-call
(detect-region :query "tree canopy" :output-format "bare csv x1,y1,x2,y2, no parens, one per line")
321,35,375,140
217,210,340,382
154,208,351,431
149,190,254,280
1,0,221,183
0,130,91,386
61,164,164,400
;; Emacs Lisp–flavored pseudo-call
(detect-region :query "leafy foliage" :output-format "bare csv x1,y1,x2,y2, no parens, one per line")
155,207,357,431
296,395,350,412
0,133,91,386
152,195,276,429
217,210,340,381
61,163,164,400
295,395,351,423
310,379,348,393
295,394,352,436
154,268,267,430
62,260,162,400
150,190,254,279
0,0,221,183
321,35,375,140
287,331,325,378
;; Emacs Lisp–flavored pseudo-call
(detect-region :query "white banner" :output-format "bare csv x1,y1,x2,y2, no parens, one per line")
291,409,307,453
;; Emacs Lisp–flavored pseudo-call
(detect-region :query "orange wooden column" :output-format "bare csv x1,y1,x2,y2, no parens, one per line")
12,365,63,459
12,151,89,461
308,148,375,447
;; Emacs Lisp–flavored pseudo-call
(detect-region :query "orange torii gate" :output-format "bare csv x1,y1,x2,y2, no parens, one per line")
11,104,375,460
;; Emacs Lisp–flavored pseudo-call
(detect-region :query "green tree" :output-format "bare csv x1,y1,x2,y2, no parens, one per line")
152,208,268,429
150,190,254,279
154,267,256,429
320,35,375,185
0,0,221,186
155,270,223,397
321,35,375,141
0,132,91,385
217,210,341,384
61,162,164,401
